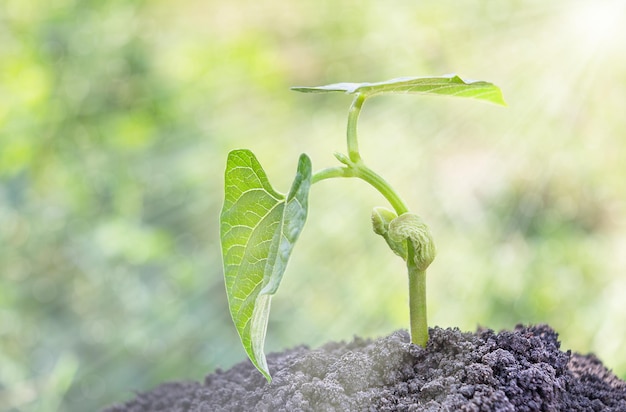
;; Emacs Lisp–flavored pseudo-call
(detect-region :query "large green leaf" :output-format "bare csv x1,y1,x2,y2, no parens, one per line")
220,149,312,381
291,74,506,105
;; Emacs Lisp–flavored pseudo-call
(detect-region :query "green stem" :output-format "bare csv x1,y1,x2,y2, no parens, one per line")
353,164,408,215
407,244,428,347
311,161,408,216
347,94,365,163
313,92,429,348
311,166,352,184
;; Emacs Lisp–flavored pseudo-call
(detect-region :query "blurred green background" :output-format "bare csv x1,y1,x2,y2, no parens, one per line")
1,0,625,410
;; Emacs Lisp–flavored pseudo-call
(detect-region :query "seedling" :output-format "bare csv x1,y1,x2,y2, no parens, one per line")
220,75,505,381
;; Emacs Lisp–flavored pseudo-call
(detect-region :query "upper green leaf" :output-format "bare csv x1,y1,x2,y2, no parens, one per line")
291,74,506,106
220,149,312,382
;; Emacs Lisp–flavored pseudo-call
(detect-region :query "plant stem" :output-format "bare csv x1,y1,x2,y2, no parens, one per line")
311,161,408,216
347,94,365,163
311,166,352,184
407,244,428,346
353,164,408,216
313,92,429,348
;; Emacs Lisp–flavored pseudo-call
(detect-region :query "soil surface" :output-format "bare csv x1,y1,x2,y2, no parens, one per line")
104,325,626,411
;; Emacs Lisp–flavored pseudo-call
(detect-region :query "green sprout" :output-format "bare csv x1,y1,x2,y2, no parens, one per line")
220,75,506,381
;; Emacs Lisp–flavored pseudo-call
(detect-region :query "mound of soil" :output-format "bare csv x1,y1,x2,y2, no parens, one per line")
104,325,626,411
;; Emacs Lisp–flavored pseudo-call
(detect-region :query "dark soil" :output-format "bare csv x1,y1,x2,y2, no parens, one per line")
104,325,626,411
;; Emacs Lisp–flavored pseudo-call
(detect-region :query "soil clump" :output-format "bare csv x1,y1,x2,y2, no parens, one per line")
104,325,626,411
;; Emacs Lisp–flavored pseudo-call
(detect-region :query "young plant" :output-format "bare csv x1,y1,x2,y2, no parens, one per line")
220,75,505,381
